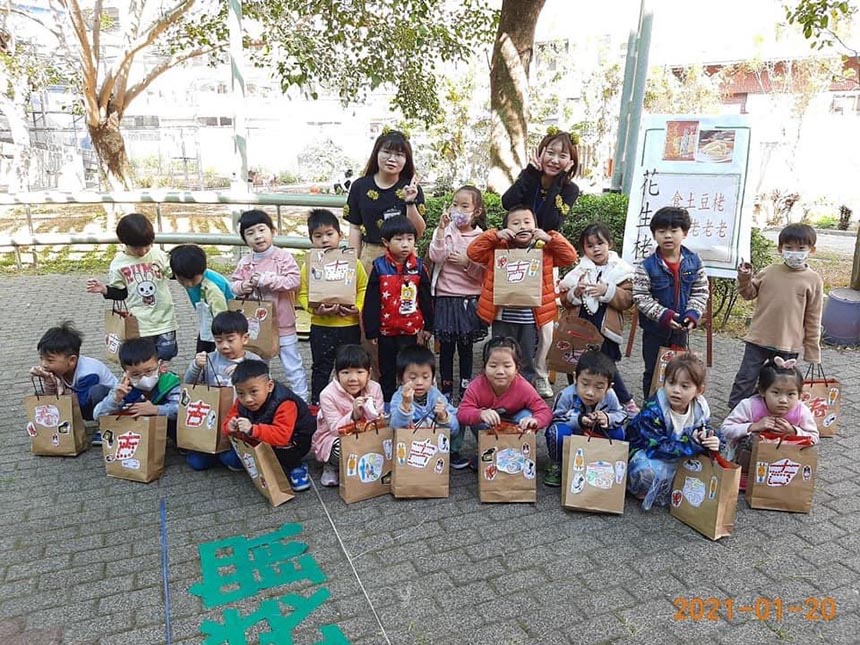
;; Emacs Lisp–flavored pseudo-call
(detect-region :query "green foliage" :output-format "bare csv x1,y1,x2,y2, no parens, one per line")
815,215,839,229
785,1,857,51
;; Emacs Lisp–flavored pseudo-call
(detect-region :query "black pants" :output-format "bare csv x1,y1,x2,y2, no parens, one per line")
377,335,418,401
274,429,314,471
641,328,688,400
491,321,538,383
309,324,362,404
439,339,474,394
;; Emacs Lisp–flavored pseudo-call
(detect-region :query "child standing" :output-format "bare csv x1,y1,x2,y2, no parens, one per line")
297,209,368,406
312,345,384,487
468,205,578,397
428,185,487,402
543,350,626,487
559,223,637,415
633,207,708,399
86,213,179,362
722,357,819,480
223,359,317,491
345,129,427,272
502,129,580,232
169,244,233,353
727,223,823,409
457,337,553,469
363,215,433,402
627,353,721,510
30,321,117,427
390,345,463,468
231,209,309,402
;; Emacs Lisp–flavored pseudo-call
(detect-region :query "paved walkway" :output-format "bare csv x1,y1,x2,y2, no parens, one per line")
1,273,858,644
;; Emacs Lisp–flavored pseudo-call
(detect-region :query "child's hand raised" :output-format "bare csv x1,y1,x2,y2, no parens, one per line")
404,175,421,203
86,278,107,295
194,352,208,369
497,228,516,242
352,396,366,420
115,375,132,403
438,211,451,229
401,381,415,405
532,229,551,243
434,399,449,423
529,147,543,172
738,258,753,275
518,416,538,432
480,409,501,427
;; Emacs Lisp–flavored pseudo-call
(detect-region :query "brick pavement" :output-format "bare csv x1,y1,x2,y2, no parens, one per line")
1,273,859,644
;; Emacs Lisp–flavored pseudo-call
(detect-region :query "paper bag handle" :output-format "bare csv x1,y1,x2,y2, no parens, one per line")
30,375,60,399
111,299,130,317
804,362,831,386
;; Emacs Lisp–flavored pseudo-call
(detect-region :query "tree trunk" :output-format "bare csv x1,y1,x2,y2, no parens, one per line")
487,0,546,193
88,110,132,190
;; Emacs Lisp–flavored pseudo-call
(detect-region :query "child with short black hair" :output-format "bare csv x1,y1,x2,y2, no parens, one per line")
363,215,433,402
722,357,819,486
86,213,179,362
543,350,626,487
390,345,463,467
184,311,261,386
297,209,367,406
727,223,822,408
627,353,721,510
31,321,117,427
169,244,233,353
312,344,384,487
222,359,317,491
231,209,308,401
468,205,578,397
633,206,709,399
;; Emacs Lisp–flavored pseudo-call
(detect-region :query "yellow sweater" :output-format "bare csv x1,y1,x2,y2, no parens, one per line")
297,256,367,328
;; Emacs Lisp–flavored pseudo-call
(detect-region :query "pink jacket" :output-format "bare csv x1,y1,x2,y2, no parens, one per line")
231,247,300,336
312,379,385,463
428,225,485,296
457,374,552,429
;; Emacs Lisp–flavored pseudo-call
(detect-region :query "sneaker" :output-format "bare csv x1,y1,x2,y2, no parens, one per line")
320,463,339,487
91,431,103,447
534,376,553,399
450,452,470,470
459,378,470,397
623,400,640,418
226,463,244,473
544,463,562,487
288,463,311,492
469,455,479,471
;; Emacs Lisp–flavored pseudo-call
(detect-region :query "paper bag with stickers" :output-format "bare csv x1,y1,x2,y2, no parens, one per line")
100,415,168,483
649,345,689,396
104,300,140,365
546,310,604,374
307,247,358,308
338,419,393,504
176,369,234,454
801,364,841,438
391,423,451,499
560,432,629,514
228,291,278,359
492,248,543,308
229,435,294,506
669,452,740,540
23,379,88,456
745,432,818,513
477,424,537,503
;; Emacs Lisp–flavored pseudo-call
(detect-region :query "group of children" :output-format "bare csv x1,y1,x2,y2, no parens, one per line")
28,127,826,506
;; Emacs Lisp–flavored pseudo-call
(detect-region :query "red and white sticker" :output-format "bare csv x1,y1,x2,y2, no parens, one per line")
766,458,800,487
26,422,37,438
115,431,142,460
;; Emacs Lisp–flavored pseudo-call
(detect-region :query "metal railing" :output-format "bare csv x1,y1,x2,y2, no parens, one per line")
0,190,347,269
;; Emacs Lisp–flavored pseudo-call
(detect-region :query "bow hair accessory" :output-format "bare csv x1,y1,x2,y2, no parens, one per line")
773,356,797,370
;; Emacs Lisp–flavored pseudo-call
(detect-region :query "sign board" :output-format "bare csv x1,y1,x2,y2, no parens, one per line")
621,115,753,278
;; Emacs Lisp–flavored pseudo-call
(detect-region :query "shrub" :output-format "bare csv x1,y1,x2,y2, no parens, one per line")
712,227,774,328
815,215,838,230
838,205,852,231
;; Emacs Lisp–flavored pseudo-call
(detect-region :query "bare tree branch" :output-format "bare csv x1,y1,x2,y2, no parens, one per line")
3,6,63,40
92,0,102,69
57,0,100,122
123,43,224,106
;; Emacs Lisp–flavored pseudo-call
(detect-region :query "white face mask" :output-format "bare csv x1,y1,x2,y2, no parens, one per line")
782,250,809,269
450,209,472,228
132,374,159,390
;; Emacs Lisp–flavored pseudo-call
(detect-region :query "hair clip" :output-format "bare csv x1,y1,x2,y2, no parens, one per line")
773,356,797,370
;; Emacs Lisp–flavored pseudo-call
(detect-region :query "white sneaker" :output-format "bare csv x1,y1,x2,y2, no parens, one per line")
321,464,339,487
534,376,553,399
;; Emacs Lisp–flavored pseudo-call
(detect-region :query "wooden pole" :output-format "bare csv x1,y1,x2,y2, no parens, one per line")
706,278,714,367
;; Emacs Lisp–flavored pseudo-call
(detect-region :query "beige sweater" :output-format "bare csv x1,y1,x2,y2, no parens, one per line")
738,263,823,362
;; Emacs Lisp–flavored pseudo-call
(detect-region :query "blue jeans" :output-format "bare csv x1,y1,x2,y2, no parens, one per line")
185,447,242,471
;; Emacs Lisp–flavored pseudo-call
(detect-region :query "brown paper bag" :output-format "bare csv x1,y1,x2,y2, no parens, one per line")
560,433,628,514
745,432,818,513
228,292,279,359
104,301,140,365
546,310,604,374
391,424,451,499
23,381,88,456
478,424,537,503
801,364,841,438
229,436,295,506
307,247,358,308
649,346,689,396
177,377,233,454
493,248,543,308
100,415,168,483
670,452,740,540
339,420,393,504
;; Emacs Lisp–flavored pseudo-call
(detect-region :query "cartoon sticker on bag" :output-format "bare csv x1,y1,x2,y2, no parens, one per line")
437,434,449,453
382,438,392,461
614,460,627,484
407,439,437,468
322,260,350,281
34,404,60,428
184,400,212,429
241,451,259,479
358,453,384,482
766,458,800,487
682,476,706,507
495,448,525,474
105,333,121,354
571,472,585,494
115,431,142,460
585,461,614,489
245,308,269,340
26,422,37,438
524,459,536,480
504,260,530,284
